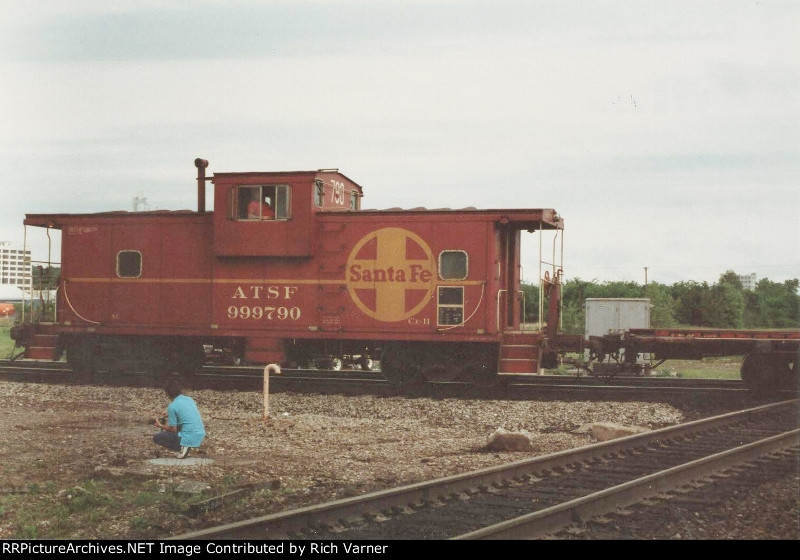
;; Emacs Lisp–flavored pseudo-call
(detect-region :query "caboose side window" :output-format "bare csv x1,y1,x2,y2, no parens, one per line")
437,286,464,326
117,250,142,278
439,250,468,280
274,185,290,219
235,185,291,220
349,190,358,211
315,180,324,207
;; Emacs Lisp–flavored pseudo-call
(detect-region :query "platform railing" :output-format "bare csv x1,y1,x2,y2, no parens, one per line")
19,225,60,325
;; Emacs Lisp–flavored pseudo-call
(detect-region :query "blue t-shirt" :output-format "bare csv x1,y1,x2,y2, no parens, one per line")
167,394,206,448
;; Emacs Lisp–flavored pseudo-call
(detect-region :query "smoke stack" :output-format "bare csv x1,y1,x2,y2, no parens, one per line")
195,158,209,213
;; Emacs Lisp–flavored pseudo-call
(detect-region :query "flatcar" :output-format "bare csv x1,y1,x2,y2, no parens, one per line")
11,159,565,386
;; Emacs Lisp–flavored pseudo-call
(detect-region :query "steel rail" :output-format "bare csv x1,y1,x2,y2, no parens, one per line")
170,399,797,540
0,360,71,371
455,428,800,539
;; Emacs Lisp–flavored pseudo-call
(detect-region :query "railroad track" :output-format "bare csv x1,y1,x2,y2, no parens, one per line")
171,399,799,540
0,359,751,399
0,360,72,380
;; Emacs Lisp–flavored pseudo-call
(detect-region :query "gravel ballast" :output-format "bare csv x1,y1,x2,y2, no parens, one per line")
0,380,796,539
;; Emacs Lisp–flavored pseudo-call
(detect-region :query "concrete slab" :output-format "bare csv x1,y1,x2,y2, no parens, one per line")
147,457,215,467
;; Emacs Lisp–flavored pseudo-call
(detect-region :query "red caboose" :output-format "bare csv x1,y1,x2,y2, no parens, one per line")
14,159,564,385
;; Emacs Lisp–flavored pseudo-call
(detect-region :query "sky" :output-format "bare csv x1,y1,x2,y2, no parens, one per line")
1,0,798,287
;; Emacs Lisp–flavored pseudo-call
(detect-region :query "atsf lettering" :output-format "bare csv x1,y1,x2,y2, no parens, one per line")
230,285,299,300
228,285,302,321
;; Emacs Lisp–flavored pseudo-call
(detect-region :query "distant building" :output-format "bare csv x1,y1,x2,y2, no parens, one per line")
737,273,757,291
0,242,31,287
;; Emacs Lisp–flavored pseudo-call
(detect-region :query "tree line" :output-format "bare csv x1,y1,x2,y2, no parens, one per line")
521,271,800,334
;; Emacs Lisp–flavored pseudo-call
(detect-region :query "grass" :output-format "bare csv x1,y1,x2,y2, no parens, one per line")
0,471,299,538
0,323,16,359
666,356,742,380
0,477,205,539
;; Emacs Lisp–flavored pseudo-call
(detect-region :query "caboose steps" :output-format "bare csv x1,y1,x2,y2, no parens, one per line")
498,359,540,374
32,334,58,347
498,331,541,374
32,322,59,335
14,323,61,361
24,345,60,360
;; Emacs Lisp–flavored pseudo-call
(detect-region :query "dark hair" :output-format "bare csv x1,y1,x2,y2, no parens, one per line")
164,377,183,400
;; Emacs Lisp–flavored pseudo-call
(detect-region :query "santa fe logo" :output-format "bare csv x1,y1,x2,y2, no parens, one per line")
346,227,436,322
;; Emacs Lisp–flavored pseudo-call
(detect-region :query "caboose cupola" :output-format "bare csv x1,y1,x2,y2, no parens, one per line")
210,163,364,258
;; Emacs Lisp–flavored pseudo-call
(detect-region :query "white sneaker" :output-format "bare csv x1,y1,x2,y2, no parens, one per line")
176,447,190,459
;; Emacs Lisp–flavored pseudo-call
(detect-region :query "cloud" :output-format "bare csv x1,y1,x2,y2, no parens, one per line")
1,1,798,285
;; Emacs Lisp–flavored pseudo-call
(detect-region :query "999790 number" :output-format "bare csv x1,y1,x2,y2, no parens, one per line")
227,306,301,320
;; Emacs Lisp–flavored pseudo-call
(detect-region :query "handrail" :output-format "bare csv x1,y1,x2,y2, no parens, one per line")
20,224,61,325
496,288,526,332
496,289,507,332
62,280,100,325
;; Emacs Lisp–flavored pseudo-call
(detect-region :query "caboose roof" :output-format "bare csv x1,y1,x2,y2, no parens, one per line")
23,210,205,229
355,207,563,230
212,169,364,192
24,206,562,231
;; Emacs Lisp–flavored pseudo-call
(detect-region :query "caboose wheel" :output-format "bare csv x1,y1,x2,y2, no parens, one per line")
462,360,501,388
165,340,205,376
421,362,459,382
66,339,95,380
774,355,796,391
330,357,343,371
380,343,422,385
454,344,501,387
358,357,373,371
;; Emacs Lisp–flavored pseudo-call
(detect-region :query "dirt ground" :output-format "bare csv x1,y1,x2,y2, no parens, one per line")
0,379,794,540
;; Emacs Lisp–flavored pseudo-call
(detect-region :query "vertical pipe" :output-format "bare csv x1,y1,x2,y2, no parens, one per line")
538,220,543,333
195,158,209,213
263,363,281,422
263,366,270,422
46,227,52,321
22,225,27,323
560,227,565,331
